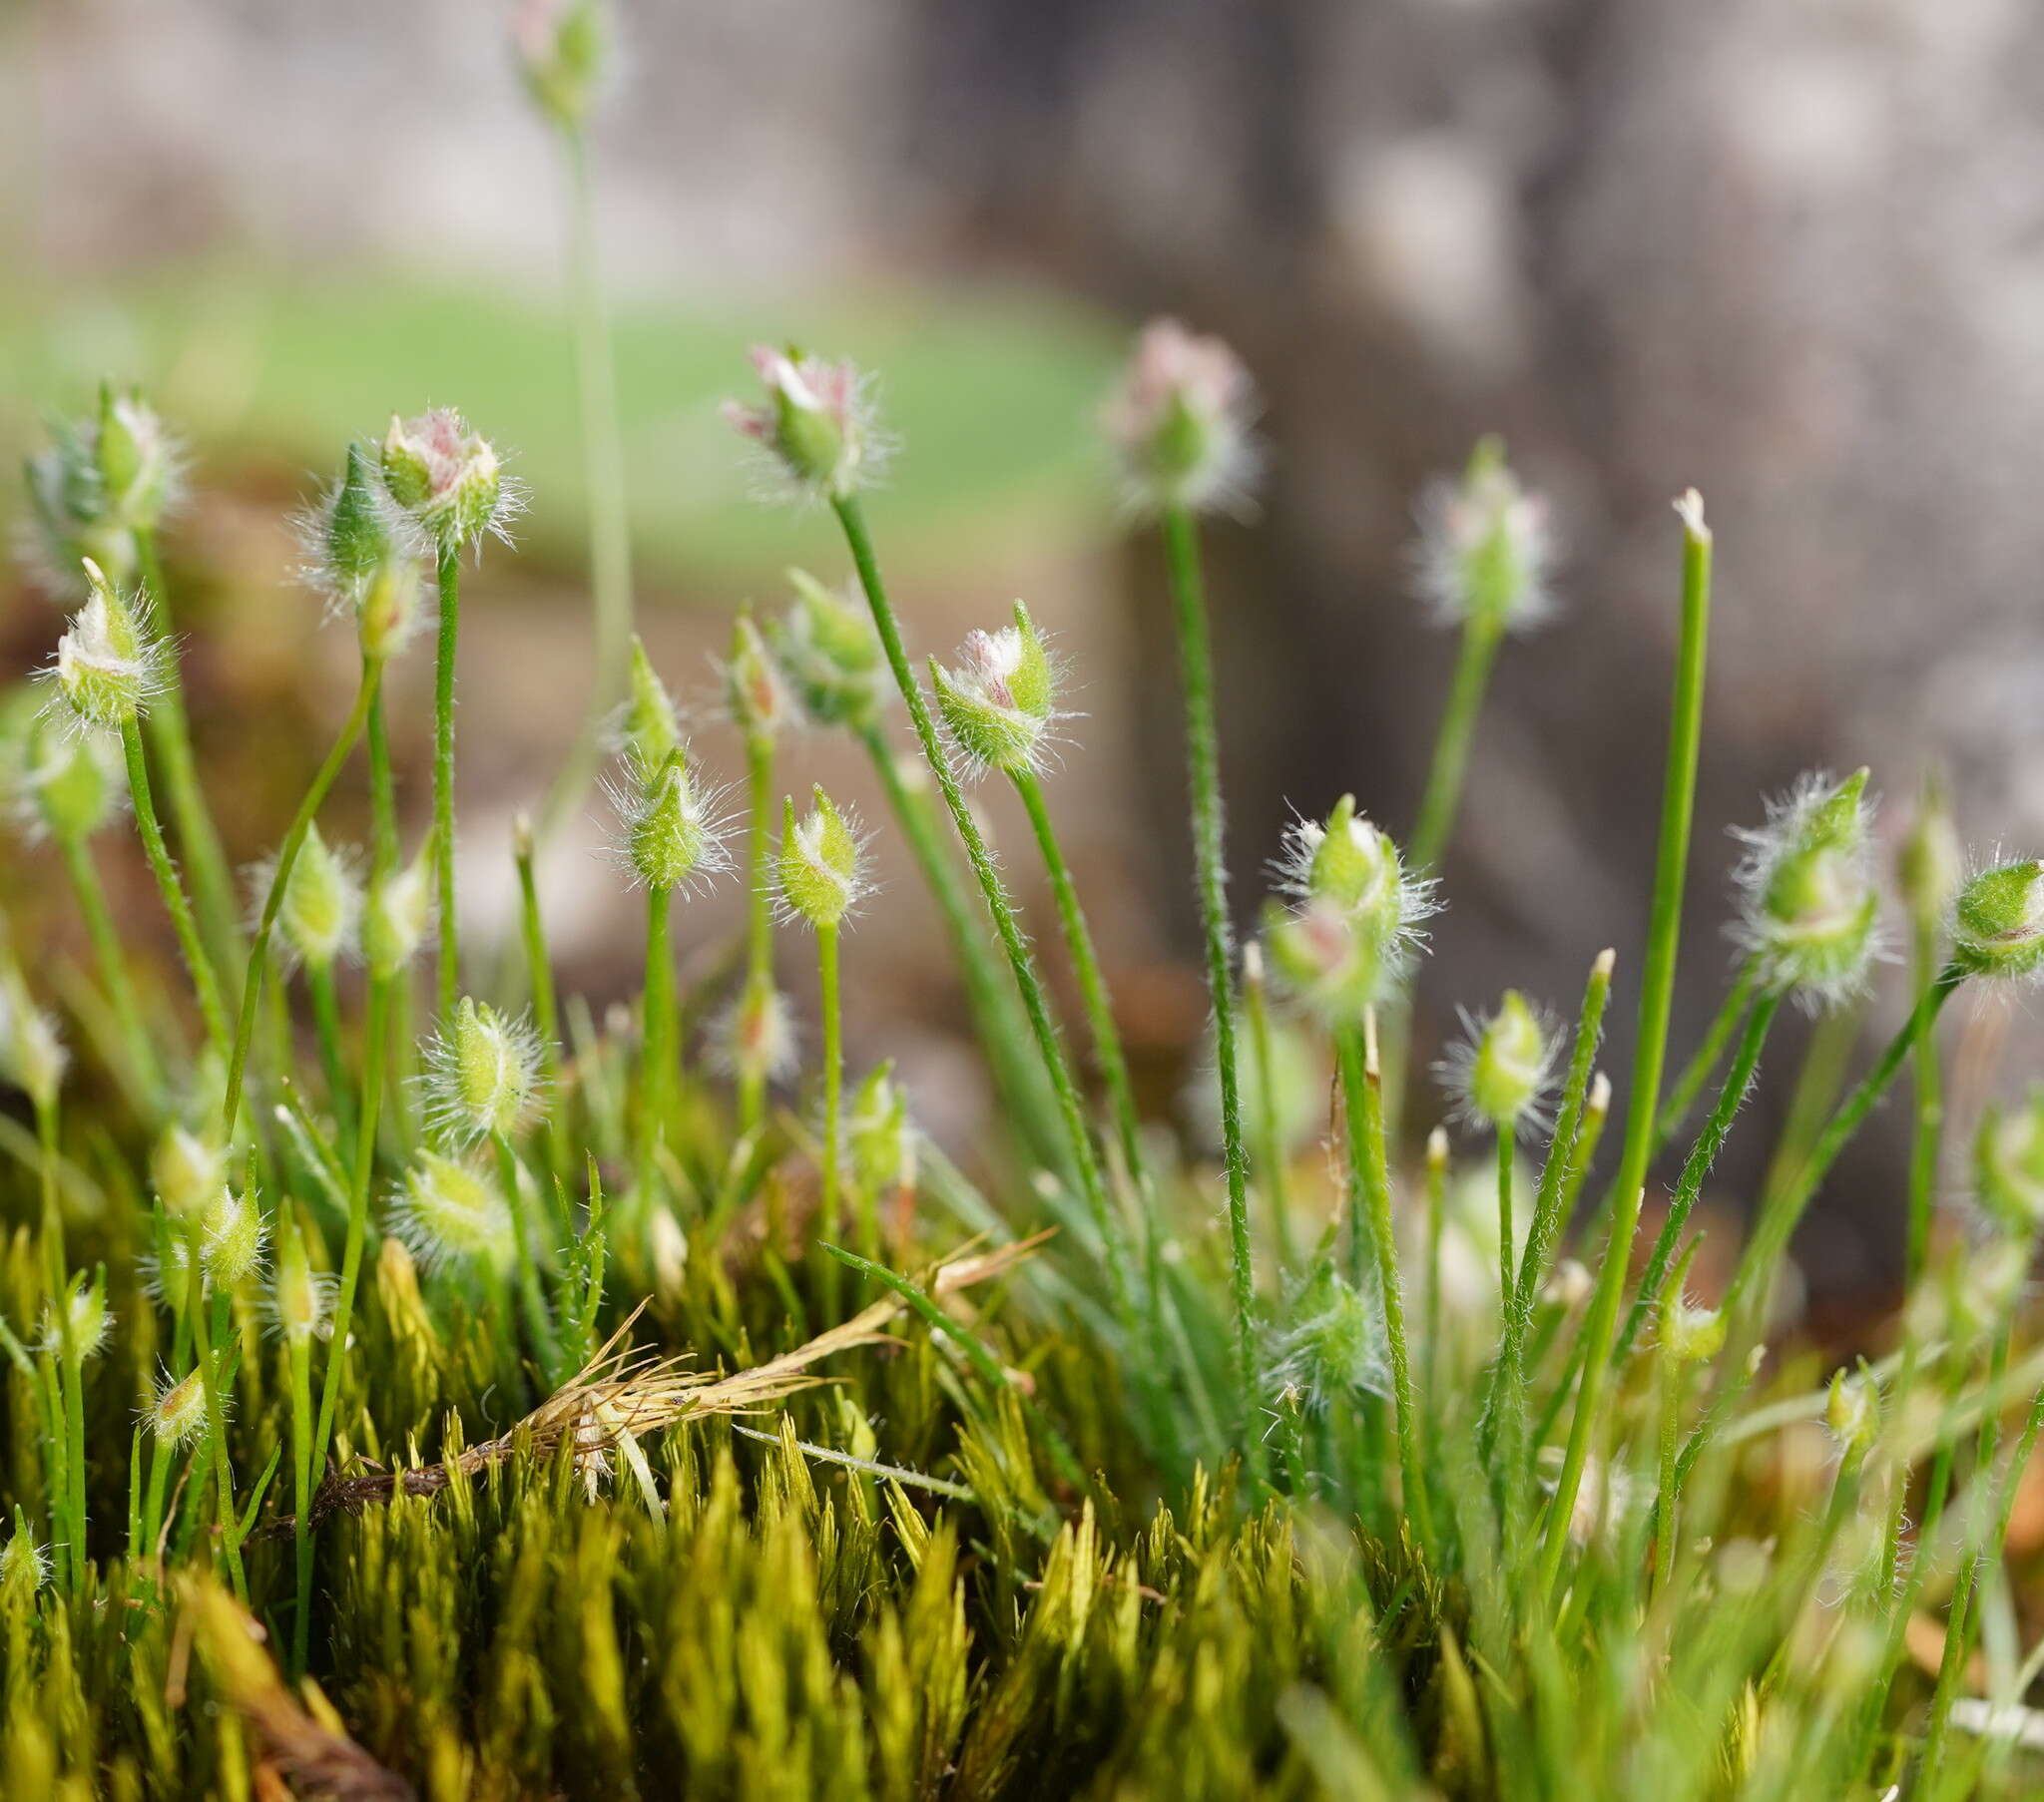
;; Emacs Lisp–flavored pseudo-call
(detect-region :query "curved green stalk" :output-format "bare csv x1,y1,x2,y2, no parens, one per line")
1542,499,1712,1592
1160,502,1260,1476
432,543,463,1018
118,715,228,1052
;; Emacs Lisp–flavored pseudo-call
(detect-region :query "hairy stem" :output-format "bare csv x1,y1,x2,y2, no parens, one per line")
118,715,228,1052
56,830,161,1103
432,542,462,1019
739,732,775,1138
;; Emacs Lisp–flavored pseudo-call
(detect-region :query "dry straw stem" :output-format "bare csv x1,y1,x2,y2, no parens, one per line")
269,1241,1042,1530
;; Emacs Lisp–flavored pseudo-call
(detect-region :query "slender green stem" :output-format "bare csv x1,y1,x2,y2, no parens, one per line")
1337,1015,1433,1545
56,831,161,1102
1409,613,1505,879
855,723,1063,1173
1614,989,1783,1368
1655,954,1762,1157
1011,768,1147,1195
1542,499,1712,1593
1159,502,1259,1475
515,821,569,1191
536,128,634,844
1242,943,1294,1271
637,884,674,1207
1423,1128,1447,1402
184,1251,244,1599
829,500,1135,1337
38,1099,85,1594
1494,1130,1515,1319
284,1299,313,1677
1905,917,1944,1288
304,961,354,1149
492,1129,561,1381
118,715,228,1051
298,974,387,1673
133,526,240,974
219,661,379,1140
817,922,844,1262
739,732,775,1137
1653,1350,1686,1592
432,542,462,1019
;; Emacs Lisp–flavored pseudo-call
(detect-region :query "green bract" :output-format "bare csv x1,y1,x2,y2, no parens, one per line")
777,786,862,930
275,822,360,970
50,560,161,728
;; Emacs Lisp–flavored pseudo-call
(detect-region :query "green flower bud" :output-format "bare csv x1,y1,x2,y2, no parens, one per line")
723,607,791,743
319,442,426,662
0,1520,51,1592
40,1280,110,1364
1976,1089,2044,1233
1441,990,1554,1132
95,385,175,531
618,637,683,769
389,1150,515,1274
1661,1300,1726,1364
1825,1370,1877,1457
766,570,888,728
423,998,543,1146
611,746,730,893
1415,436,1554,634
14,708,122,842
849,1062,916,1199
723,347,881,500
200,1185,266,1291
1101,317,1259,515
271,822,360,971
48,559,166,728
930,602,1056,776
515,0,610,133
1734,769,1879,1005
152,1124,227,1219
0,962,67,1110
1265,801,1431,1024
1952,860,2044,981
1270,1275,1386,1414
270,1213,333,1344
148,1369,208,1448
363,838,435,980
380,408,509,549
777,786,864,930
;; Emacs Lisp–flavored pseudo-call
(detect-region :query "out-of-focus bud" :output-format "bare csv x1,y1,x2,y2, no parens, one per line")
766,570,888,729
1101,317,1260,515
1734,769,1879,1006
41,1280,110,1365
0,961,67,1110
363,837,435,980
389,1151,515,1275
94,385,175,532
1541,1258,1593,1311
423,998,543,1147
13,708,122,842
271,822,361,971
1270,1276,1387,1415
777,786,865,930
514,0,610,134
319,442,426,662
723,607,791,744
1898,772,1962,935
849,1062,916,1200
152,1124,227,1220
618,637,683,769
1825,1369,1878,1458
717,982,797,1089
648,1205,688,1304
1414,436,1554,636
1662,1300,1727,1364
270,1213,333,1345
931,603,1056,777
611,745,730,894
0,1518,51,1592
24,414,134,587
380,409,510,549
1439,990,1554,1133
1951,860,2044,982
48,559,166,729
1264,799,1432,1025
723,346,880,501
1977,1089,2044,1233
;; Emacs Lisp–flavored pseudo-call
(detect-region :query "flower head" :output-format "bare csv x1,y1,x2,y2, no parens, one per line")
514,0,611,132
200,1184,267,1291
422,998,544,1147
379,408,514,550
45,559,169,729
257,822,361,972
1412,436,1554,634
307,441,427,662
777,785,867,930
1437,990,1556,1135
1732,769,1880,1008
387,1150,515,1275
606,744,734,894
1951,858,2044,982
930,602,1059,779
766,570,888,729
723,346,883,501
1101,317,1260,515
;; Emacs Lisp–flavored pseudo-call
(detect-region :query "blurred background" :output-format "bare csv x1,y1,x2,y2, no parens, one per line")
5,0,2041,1317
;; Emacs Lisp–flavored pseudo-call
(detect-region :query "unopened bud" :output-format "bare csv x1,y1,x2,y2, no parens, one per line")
0,963,67,1110
849,1062,916,1199
380,409,509,549
423,998,543,1146
612,746,729,893
931,602,1055,776
514,0,610,133
1414,436,1554,635
41,1281,110,1364
270,1215,332,1344
1101,316,1259,515
723,607,791,743
49,559,166,728
1736,769,1879,1005
1825,1370,1878,1456
148,1369,208,1447
364,838,435,979
152,1124,227,1219
1542,1258,1592,1311
1441,990,1553,1131
1977,1089,2044,1232
200,1185,266,1291
1952,860,2044,982
95,385,175,531
0,1521,51,1592
766,570,888,728
1899,773,1962,932
1662,1300,1726,1364
619,637,683,769
272,822,360,970
777,785,865,929
723,346,880,500
389,1150,515,1274
15,708,122,842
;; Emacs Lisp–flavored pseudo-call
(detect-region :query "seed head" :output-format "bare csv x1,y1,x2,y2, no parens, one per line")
849,1062,916,1198
152,1124,227,1219
1413,436,1554,635
607,745,733,894
147,1368,208,1447
931,602,1057,777
380,408,513,550
766,569,888,729
1951,859,2044,982
721,607,792,744
1101,317,1260,516
1976,1088,2044,1233
261,822,361,971
1732,769,1880,1007
46,559,168,729
8,705,123,843
388,1150,515,1275
363,838,436,980
777,786,866,930
422,998,544,1146
723,345,884,501
515,0,611,133
1437,990,1556,1134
